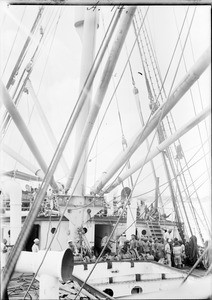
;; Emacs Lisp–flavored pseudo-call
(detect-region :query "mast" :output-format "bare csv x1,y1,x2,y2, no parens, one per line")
157,124,188,240
2,144,44,179
73,7,98,196
91,47,211,194
1,9,137,293
0,80,58,190
103,106,210,192
26,80,69,176
65,7,137,192
133,86,164,214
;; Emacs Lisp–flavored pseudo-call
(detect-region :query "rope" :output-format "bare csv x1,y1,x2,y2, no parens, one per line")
101,11,134,189
142,9,209,232
73,5,205,291
127,139,209,202
187,8,210,143
74,123,156,299
125,44,135,86
126,30,164,212
21,7,123,297
74,12,188,297
84,6,150,197
173,7,210,178
137,9,203,234
154,151,210,212
146,7,198,240
5,6,44,90
44,211,52,249
2,7,27,77
173,7,211,234
36,8,63,94
1,12,46,138
134,7,190,239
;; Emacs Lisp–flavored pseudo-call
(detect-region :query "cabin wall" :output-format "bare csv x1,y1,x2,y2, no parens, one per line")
36,220,69,251
84,221,95,249
1,218,69,251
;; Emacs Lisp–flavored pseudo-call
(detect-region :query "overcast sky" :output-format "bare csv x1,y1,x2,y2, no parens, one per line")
1,4,211,202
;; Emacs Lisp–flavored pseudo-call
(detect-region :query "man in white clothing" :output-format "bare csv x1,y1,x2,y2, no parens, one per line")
164,239,171,266
164,229,173,243
32,238,39,252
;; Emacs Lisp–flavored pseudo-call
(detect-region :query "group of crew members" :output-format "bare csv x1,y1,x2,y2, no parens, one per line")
98,199,170,222
67,230,211,270
115,231,187,268
2,232,211,272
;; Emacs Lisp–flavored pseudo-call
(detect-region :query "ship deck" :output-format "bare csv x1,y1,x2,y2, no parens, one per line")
6,265,207,300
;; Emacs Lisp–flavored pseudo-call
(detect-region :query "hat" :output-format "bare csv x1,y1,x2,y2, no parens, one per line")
124,240,130,244
34,238,39,244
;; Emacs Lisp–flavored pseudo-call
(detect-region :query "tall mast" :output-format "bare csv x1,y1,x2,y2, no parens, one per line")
0,80,58,189
157,124,188,240
91,47,211,194
65,7,137,192
103,106,210,192
133,86,164,213
73,7,98,196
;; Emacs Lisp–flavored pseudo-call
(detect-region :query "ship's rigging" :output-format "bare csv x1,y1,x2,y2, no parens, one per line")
1,4,211,299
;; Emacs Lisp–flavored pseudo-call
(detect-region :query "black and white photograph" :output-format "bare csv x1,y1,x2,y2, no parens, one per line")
0,1,211,299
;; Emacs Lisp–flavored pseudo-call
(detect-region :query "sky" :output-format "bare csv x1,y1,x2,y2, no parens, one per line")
0,4,211,207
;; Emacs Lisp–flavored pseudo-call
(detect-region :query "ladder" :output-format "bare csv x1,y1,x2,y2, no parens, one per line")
147,220,163,240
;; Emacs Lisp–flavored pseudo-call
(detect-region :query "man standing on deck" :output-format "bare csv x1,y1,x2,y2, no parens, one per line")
129,234,139,259
101,233,111,256
165,239,171,267
32,238,39,252
164,229,173,243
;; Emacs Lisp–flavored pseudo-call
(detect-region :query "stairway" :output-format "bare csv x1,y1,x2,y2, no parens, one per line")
148,221,163,240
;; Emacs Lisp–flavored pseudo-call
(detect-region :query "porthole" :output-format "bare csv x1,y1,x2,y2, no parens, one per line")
51,227,56,234
141,229,147,236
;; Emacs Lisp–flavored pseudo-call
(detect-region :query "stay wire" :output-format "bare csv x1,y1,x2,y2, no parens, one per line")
154,6,190,104
173,7,210,180
2,7,27,77
74,6,200,294
101,9,134,188
74,11,154,296
138,8,195,225
145,8,207,207
21,8,122,297
1,35,43,138
150,149,210,212
119,137,209,206
35,8,63,94
90,7,150,195
187,8,210,142
159,164,209,220
133,8,190,227
153,7,197,234
173,7,211,233
1,12,46,138
44,210,52,250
